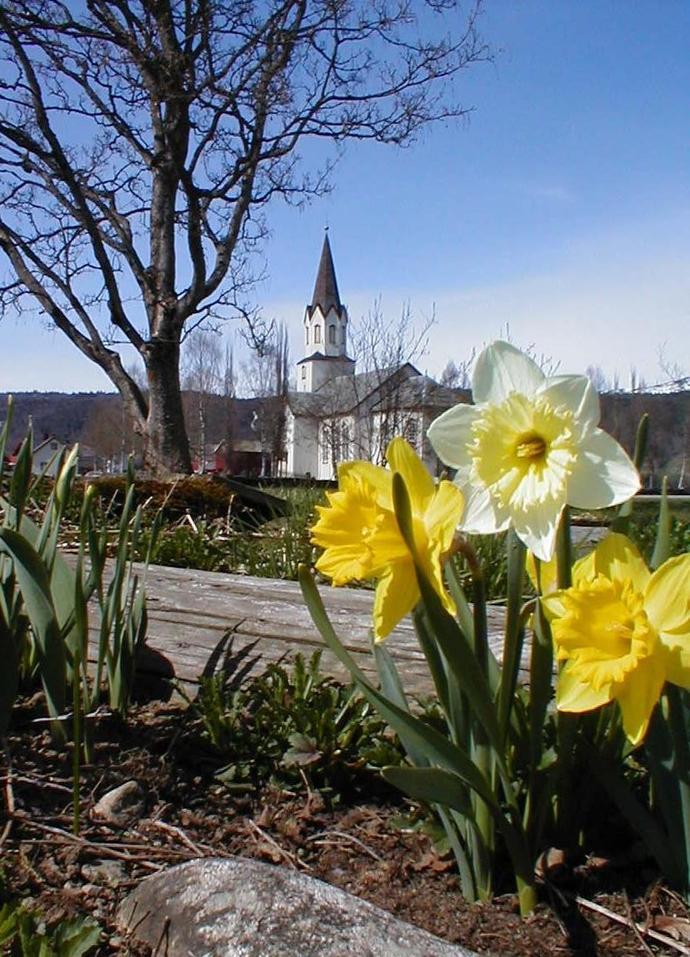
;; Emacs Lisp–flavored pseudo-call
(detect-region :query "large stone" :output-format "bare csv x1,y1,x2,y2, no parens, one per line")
91,780,145,827
117,857,482,957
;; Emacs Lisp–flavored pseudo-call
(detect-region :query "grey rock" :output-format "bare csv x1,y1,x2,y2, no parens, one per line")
117,857,482,957
91,780,144,827
81,859,128,886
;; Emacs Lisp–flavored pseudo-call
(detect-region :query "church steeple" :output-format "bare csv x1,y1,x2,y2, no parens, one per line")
296,232,355,393
308,232,342,317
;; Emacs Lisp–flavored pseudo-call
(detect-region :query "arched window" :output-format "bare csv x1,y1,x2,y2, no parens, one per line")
314,324,321,344
305,326,309,344
301,365,306,380
328,324,336,344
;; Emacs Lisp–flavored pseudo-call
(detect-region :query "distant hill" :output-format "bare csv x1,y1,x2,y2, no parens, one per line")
0,392,120,449
1,388,688,487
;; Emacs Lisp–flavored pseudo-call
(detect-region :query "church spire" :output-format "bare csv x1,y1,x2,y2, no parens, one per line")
297,232,354,393
308,231,342,317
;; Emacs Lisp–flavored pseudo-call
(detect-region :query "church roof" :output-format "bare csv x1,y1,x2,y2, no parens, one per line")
287,364,460,417
295,352,355,366
307,233,343,317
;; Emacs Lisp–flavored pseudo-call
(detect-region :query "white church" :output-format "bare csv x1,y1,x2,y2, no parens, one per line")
284,234,462,479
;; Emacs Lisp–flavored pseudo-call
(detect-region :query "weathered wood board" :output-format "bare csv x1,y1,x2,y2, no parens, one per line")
80,560,508,699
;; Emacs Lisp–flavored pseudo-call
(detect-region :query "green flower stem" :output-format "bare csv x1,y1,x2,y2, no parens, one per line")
468,548,494,890
525,595,554,849
452,538,488,673
72,646,81,836
665,686,690,896
555,506,573,589
498,530,526,745
554,506,578,838
517,879,538,917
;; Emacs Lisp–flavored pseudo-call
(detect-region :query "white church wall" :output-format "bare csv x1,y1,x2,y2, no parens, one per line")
289,415,320,477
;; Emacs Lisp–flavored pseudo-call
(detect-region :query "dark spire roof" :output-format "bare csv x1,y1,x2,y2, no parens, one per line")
308,232,343,316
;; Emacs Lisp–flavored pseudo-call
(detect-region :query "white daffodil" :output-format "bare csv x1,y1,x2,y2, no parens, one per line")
427,341,640,561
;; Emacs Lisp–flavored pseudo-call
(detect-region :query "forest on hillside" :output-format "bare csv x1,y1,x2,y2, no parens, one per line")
1,389,688,487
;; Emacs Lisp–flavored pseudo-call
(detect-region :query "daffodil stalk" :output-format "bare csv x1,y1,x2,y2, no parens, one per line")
303,437,538,914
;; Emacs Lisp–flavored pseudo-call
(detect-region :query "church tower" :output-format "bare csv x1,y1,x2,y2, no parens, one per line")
296,232,355,392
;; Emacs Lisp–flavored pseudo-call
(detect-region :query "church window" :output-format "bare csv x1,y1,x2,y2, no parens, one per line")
328,324,336,345
321,425,329,464
314,324,321,344
306,326,309,344
301,365,306,380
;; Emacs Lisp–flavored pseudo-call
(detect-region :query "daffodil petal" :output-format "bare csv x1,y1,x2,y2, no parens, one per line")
526,550,559,595
386,437,434,509
592,533,650,594
472,340,545,405
339,460,392,509
661,637,690,690
512,501,562,562
315,545,371,585
566,429,640,508
458,481,511,535
615,657,666,746
538,374,600,434
571,548,597,585
540,590,567,620
645,554,690,635
427,404,478,470
422,481,464,553
372,562,419,641
557,663,612,712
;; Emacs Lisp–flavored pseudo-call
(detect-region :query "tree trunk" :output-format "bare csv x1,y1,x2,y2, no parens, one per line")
144,340,192,475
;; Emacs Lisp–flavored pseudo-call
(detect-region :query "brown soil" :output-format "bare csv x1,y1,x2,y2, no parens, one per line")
2,698,689,957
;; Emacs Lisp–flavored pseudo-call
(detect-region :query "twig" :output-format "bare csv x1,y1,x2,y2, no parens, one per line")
0,772,73,795
15,816,191,870
305,829,383,862
143,820,212,857
576,895,690,956
0,738,15,847
623,891,655,957
246,819,310,871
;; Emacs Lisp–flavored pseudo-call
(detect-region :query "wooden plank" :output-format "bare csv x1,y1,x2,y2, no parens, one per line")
74,558,509,698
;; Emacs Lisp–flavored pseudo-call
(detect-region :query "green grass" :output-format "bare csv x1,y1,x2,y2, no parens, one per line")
191,650,403,800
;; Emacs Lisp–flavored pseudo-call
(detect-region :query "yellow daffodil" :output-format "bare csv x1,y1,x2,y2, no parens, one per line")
427,341,640,561
310,437,464,641
541,533,690,745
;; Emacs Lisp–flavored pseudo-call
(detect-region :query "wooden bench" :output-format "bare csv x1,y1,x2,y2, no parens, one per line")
86,562,508,699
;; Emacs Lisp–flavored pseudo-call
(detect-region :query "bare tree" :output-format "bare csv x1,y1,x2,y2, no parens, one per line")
658,345,690,392
223,343,236,400
0,1,488,475
350,300,434,464
182,328,222,471
240,320,289,475
585,365,610,393
79,395,141,472
439,351,475,389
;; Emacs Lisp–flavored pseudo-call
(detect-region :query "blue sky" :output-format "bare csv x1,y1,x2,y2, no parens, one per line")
1,1,689,392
